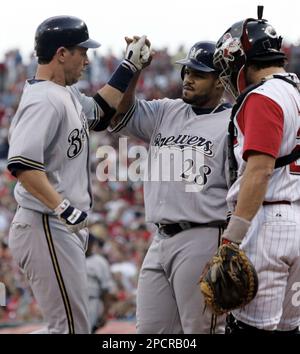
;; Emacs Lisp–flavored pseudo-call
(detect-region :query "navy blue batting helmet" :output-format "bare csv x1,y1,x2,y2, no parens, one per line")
35,15,100,61
176,41,217,79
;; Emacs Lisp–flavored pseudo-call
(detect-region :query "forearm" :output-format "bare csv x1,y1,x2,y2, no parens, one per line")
234,153,275,221
222,153,275,244
234,170,269,221
97,85,125,112
16,170,62,210
110,72,140,128
98,68,140,108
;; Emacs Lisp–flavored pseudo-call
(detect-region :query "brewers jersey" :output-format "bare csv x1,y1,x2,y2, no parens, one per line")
110,98,231,224
7,80,103,213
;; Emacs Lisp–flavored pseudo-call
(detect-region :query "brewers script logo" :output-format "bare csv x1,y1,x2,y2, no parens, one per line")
153,132,214,157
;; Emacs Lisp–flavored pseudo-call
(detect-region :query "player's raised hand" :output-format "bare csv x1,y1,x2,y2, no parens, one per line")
125,36,153,69
54,199,88,233
123,35,152,72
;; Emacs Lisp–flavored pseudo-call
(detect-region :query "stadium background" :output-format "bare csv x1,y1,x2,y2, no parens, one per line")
0,41,300,333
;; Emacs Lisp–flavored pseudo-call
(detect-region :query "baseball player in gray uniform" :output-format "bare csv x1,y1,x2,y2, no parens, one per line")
86,235,117,333
7,16,149,334
109,41,231,333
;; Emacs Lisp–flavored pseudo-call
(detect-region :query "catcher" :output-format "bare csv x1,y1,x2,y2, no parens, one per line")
200,6,300,335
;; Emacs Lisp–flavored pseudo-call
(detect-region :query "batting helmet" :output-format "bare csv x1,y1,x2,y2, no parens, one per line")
35,15,100,61
176,41,217,79
213,7,286,98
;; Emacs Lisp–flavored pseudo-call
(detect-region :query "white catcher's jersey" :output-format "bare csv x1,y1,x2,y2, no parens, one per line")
8,80,102,213
227,73,300,207
110,98,231,224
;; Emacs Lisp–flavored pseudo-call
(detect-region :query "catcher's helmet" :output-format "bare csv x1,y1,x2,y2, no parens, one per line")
176,41,217,79
35,15,100,61
213,8,286,98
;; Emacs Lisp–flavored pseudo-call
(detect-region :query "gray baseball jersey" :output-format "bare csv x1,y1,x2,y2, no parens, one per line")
110,98,231,224
7,81,102,213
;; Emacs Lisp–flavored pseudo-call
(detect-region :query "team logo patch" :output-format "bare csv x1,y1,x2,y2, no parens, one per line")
221,36,244,61
264,25,277,39
190,47,204,60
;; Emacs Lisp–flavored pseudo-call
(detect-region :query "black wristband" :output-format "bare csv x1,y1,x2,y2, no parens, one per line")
107,62,134,93
93,93,116,117
92,94,117,131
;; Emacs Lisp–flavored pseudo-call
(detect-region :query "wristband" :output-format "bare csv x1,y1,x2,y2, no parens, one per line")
107,61,135,93
221,215,251,244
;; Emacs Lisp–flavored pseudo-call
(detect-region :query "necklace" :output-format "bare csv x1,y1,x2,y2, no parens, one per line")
191,98,225,116
210,98,226,114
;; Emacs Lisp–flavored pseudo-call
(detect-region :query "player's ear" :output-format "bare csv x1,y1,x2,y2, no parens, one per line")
56,47,68,63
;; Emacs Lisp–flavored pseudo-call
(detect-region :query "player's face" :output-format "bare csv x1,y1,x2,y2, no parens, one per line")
182,67,221,107
64,47,89,86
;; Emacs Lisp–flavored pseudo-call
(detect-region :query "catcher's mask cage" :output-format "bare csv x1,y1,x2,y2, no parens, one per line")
35,15,101,61
176,41,218,79
213,6,286,98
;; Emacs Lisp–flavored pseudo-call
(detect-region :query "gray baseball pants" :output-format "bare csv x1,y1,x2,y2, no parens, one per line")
9,207,90,334
136,226,226,334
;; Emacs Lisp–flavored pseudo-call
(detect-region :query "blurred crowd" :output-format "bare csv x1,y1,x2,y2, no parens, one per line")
0,40,300,327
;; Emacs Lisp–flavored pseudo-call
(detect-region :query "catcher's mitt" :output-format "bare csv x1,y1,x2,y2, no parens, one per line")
199,242,258,315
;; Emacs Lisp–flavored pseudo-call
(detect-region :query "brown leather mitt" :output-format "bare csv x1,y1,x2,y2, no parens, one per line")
199,242,259,315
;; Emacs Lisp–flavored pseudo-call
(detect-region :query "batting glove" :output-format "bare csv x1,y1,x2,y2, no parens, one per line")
54,199,88,233
122,35,150,72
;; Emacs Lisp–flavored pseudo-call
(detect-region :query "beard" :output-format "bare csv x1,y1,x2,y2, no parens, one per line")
181,92,212,107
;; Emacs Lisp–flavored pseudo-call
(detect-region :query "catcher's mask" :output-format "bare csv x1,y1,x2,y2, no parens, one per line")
213,6,286,98
176,41,218,79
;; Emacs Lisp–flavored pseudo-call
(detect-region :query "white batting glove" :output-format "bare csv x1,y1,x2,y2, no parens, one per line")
140,44,151,64
123,35,149,72
54,199,88,233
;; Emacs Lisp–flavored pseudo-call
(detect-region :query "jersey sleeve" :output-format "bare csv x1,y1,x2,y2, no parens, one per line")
69,85,103,130
236,93,284,160
7,101,61,177
108,98,163,143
